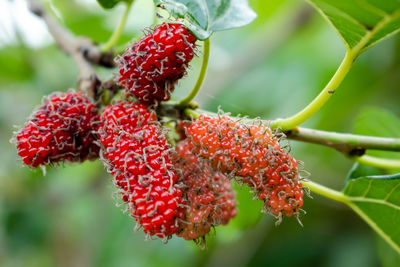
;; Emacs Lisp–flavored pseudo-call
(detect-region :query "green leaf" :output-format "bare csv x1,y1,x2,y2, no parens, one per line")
97,0,131,9
354,107,400,139
342,173,400,254
377,235,400,267
307,0,400,55
354,107,400,161
153,0,257,40
346,163,384,181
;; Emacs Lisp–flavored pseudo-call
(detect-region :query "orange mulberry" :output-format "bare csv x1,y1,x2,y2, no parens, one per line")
185,115,304,220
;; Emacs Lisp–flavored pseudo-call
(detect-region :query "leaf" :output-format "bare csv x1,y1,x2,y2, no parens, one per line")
96,0,131,9
307,0,400,55
153,0,257,40
346,163,384,181
377,235,400,267
342,173,400,254
354,107,400,161
354,107,400,139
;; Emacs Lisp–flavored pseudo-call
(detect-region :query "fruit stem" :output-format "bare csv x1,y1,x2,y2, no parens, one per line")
184,108,200,119
178,38,210,108
271,50,356,130
101,1,133,52
355,155,400,170
302,180,349,204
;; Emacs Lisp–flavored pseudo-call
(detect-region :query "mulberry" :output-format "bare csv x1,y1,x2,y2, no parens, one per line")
174,140,237,241
185,115,304,220
98,102,184,239
119,22,197,105
14,91,100,168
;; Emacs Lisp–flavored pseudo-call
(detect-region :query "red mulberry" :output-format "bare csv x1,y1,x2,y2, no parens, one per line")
13,91,100,168
98,102,184,239
185,115,304,220
174,140,237,241
119,22,197,105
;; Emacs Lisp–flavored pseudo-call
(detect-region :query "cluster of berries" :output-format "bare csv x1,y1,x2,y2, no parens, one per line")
13,22,237,242
13,21,305,244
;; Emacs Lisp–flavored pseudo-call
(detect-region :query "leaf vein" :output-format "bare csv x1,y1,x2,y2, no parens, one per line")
384,182,400,201
362,179,373,197
349,197,400,211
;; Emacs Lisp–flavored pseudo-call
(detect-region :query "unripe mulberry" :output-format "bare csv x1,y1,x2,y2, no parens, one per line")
98,102,184,239
185,115,304,219
119,22,197,105
13,91,100,168
174,140,237,241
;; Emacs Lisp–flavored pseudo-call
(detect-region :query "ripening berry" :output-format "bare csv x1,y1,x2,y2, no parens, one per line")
119,22,197,105
13,91,100,168
98,102,184,239
174,140,237,241
185,115,304,219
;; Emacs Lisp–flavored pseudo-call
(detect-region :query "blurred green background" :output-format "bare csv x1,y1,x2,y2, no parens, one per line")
1,0,400,266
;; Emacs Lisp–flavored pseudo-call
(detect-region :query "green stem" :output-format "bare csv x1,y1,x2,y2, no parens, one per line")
101,1,133,52
302,180,349,204
184,108,200,119
356,155,400,169
178,38,210,107
270,10,400,131
271,51,355,130
286,127,400,154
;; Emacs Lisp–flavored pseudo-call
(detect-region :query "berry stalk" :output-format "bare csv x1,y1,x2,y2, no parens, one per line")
101,1,134,52
178,38,210,107
301,180,348,204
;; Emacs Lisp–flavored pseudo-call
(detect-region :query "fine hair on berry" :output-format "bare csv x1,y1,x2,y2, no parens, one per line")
118,22,197,105
13,90,100,168
174,140,237,244
185,114,305,222
98,102,184,240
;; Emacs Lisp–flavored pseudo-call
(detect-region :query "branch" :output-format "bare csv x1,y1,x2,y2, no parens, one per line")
286,127,400,155
271,51,355,130
27,0,115,100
